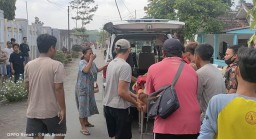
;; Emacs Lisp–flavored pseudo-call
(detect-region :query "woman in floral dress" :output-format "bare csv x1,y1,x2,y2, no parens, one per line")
75,47,107,135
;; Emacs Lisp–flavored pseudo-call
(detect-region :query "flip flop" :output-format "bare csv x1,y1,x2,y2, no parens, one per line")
80,129,90,135
85,123,94,127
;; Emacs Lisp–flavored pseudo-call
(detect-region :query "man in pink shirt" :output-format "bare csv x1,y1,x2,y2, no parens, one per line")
143,38,200,139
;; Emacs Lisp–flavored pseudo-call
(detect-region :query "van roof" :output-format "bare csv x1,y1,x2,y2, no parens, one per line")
103,19,185,34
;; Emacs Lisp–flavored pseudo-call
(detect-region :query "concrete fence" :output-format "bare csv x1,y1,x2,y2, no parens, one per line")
0,10,82,60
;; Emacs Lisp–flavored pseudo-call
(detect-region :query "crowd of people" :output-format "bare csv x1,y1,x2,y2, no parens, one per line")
102,38,256,139
0,37,30,83
19,33,256,139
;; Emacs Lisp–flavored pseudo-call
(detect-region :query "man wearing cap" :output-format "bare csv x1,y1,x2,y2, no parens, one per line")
139,38,201,139
103,39,140,139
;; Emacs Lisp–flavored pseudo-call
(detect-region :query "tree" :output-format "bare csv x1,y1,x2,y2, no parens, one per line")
98,29,109,47
249,0,256,29
34,17,44,25
70,0,98,28
222,0,234,7
72,27,89,42
247,0,256,47
144,0,176,19
145,0,229,39
175,0,229,39
0,0,16,20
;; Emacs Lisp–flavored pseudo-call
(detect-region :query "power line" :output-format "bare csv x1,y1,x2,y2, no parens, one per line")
120,0,134,18
115,0,122,20
46,0,66,8
44,0,66,11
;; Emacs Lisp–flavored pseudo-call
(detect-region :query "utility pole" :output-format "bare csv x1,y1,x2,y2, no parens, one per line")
115,0,122,20
135,10,136,19
26,1,28,21
76,8,78,28
26,1,29,38
68,6,71,51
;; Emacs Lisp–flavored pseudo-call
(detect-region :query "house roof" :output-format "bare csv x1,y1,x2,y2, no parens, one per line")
244,3,254,10
218,3,253,31
219,11,249,31
225,27,256,34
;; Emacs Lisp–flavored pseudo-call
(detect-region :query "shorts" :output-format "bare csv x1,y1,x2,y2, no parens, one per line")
26,116,67,137
0,63,7,75
104,106,132,139
154,133,199,139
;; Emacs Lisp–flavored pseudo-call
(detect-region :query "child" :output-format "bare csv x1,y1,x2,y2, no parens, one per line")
9,43,25,83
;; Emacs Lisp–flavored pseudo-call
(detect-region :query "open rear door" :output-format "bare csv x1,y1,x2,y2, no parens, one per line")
103,20,185,34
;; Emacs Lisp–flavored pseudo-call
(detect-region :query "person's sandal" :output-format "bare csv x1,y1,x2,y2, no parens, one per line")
80,129,90,135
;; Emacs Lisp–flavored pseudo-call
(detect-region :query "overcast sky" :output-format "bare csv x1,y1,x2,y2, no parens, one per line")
15,0,252,30
15,0,148,30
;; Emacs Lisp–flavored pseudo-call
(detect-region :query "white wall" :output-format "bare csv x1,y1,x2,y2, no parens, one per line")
0,10,82,59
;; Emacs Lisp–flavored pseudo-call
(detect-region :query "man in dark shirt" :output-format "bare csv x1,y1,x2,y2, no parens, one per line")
10,43,25,83
20,37,30,64
224,45,240,93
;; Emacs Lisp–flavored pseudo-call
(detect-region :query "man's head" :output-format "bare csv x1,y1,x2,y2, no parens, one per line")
115,39,131,60
11,38,16,44
162,38,183,58
37,34,57,58
185,42,198,62
236,47,256,84
23,37,27,43
6,41,12,48
13,43,20,53
224,45,240,65
194,44,213,68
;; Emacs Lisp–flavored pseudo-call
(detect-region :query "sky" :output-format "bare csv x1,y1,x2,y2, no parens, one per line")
15,0,148,30
15,0,252,30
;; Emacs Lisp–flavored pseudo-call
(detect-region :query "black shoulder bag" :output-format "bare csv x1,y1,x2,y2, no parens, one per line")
147,62,185,119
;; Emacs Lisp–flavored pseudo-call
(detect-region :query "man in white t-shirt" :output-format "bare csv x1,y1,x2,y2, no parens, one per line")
4,41,13,78
103,39,140,139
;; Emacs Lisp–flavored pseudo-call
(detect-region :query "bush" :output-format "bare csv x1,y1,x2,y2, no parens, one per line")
72,51,79,58
0,78,27,102
54,50,67,64
66,54,72,59
72,45,83,52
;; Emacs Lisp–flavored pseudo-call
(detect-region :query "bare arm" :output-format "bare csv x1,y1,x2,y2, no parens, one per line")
55,83,66,111
118,80,138,107
82,60,93,73
0,54,7,61
97,64,108,72
25,81,29,93
55,83,66,123
82,54,96,73
131,76,137,83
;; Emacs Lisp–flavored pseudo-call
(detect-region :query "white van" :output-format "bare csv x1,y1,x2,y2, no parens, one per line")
102,19,185,88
